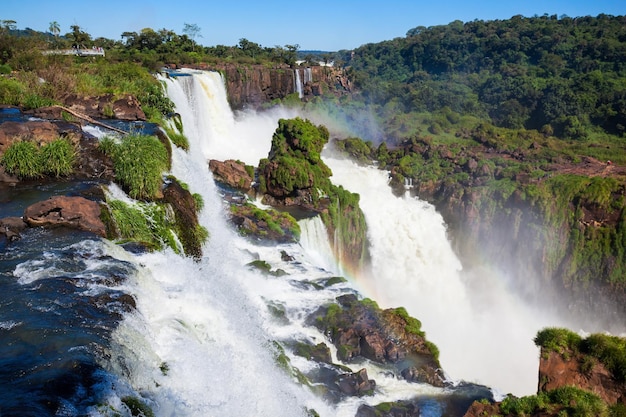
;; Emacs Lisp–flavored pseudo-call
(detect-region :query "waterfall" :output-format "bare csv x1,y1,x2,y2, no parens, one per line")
298,216,340,275
295,68,304,99
324,155,568,396
304,68,313,84
103,68,566,416
106,71,319,416
164,69,296,165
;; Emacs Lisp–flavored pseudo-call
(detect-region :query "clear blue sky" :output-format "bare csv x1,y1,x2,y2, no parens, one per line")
3,0,625,51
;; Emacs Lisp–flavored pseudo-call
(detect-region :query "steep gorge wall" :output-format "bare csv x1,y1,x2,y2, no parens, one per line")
200,64,350,109
415,179,626,330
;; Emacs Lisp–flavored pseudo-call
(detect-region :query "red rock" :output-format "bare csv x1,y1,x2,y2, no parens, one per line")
209,159,253,192
23,196,106,237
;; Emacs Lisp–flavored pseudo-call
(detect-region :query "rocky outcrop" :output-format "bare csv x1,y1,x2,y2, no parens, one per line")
23,196,106,236
356,401,420,417
0,120,82,153
180,64,351,109
61,94,146,121
257,118,367,271
162,179,202,259
229,203,300,244
337,368,376,396
538,349,626,405
0,116,114,183
0,216,28,242
209,159,253,193
310,294,444,387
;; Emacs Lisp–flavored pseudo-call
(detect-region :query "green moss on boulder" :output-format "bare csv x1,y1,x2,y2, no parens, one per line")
259,118,368,271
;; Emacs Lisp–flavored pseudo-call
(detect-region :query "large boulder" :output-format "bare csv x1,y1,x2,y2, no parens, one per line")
538,348,626,405
209,159,253,193
0,120,77,153
337,368,376,396
23,196,106,237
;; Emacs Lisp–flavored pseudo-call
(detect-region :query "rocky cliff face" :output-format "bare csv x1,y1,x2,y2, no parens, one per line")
538,349,626,405
183,63,351,109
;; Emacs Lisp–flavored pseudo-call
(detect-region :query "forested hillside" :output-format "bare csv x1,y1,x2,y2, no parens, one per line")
336,14,626,140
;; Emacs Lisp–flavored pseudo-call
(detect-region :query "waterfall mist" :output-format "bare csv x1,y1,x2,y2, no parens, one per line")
323,155,572,396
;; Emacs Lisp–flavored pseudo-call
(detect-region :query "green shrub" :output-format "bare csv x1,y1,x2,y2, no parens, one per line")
534,327,582,358
22,94,56,110
0,77,25,106
100,134,169,200
1,140,42,178
40,139,75,177
500,386,607,417
581,334,626,383
163,119,189,150
108,199,160,249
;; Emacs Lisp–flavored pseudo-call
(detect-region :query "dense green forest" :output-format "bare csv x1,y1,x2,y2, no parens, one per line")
334,14,626,140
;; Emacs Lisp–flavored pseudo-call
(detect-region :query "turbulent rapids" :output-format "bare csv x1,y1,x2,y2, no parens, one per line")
0,69,598,416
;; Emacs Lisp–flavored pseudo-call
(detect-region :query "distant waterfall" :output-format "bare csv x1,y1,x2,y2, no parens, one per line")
295,68,304,98
304,67,313,84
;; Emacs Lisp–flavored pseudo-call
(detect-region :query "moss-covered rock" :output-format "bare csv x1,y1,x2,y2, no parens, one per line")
258,118,368,271
534,327,626,405
162,177,207,259
230,202,300,243
309,294,443,387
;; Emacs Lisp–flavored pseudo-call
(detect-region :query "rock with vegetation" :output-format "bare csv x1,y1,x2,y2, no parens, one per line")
534,327,626,405
258,117,368,271
230,202,300,243
356,401,420,417
309,293,444,387
162,178,206,259
99,133,170,200
463,327,626,417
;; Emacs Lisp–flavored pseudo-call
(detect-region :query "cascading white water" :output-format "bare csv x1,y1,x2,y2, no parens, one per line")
324,155,570,396
295,69,304,99
304,68,313,84
168,69,297,166
129,69,463,416
104,67,598,417
104,71,318,417
298,216,340,275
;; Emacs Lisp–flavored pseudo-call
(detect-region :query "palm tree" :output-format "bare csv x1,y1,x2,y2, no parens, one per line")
49,21,60,37
49,21,60,47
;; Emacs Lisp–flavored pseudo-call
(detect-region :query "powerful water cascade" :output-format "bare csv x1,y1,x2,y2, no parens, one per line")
156,69,558,398
323,156,572,396
1,68,607,416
